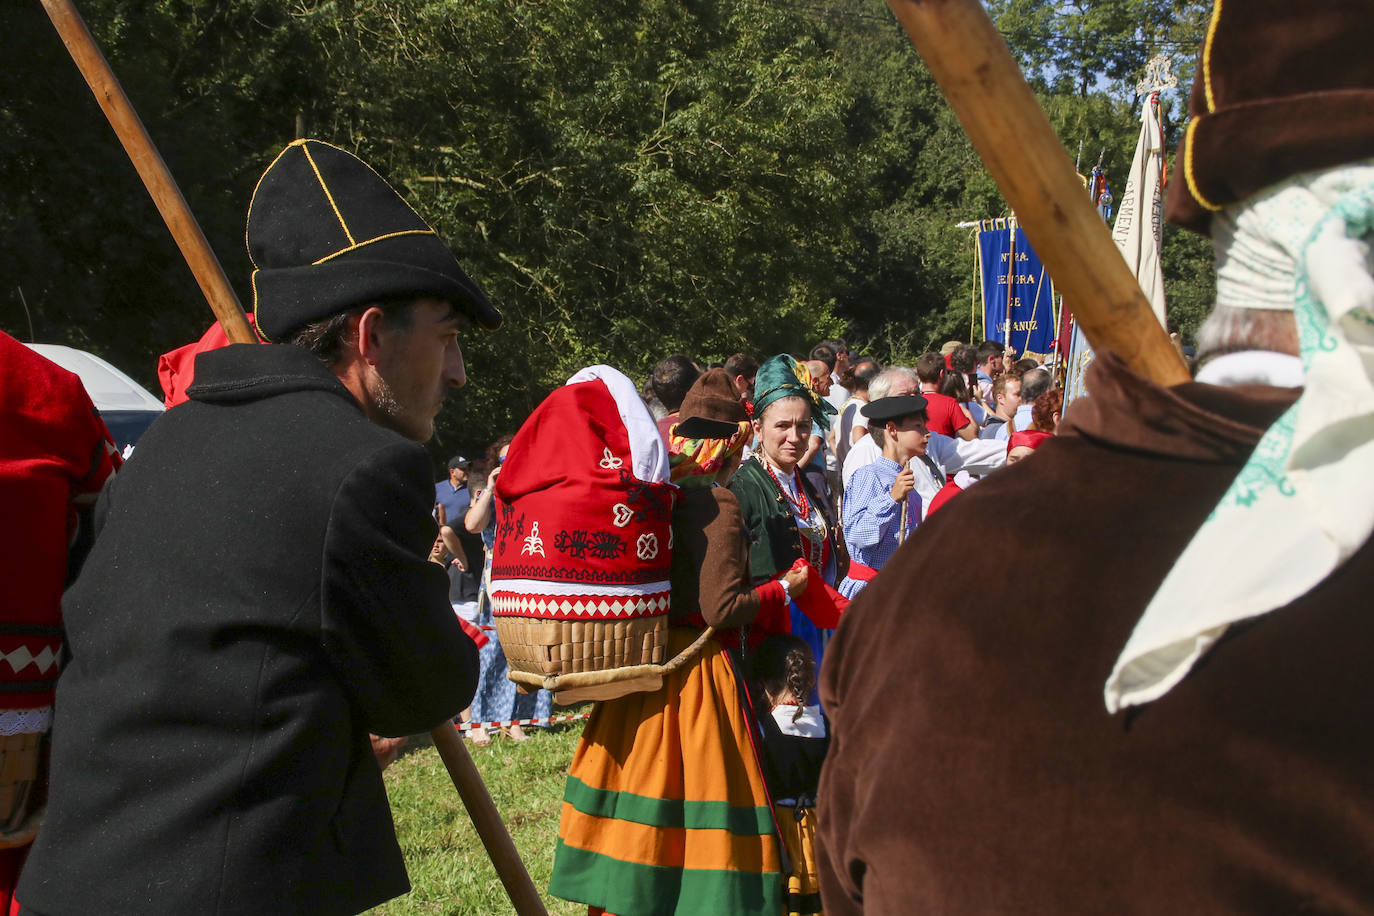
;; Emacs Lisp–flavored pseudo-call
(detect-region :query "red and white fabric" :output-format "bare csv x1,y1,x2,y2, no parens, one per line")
490,366,677,621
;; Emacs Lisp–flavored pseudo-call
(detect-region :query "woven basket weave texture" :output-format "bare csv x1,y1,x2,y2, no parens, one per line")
496,615,667,678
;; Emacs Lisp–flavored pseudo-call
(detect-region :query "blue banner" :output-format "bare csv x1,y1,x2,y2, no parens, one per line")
977,220,1056,359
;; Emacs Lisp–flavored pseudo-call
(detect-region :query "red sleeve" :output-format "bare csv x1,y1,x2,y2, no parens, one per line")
795,575,849,630
76,412,121,501
156,313,258,407
750,580,791,637
950,402,971,432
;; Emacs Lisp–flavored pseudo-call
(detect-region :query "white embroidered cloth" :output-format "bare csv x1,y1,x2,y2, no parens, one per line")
566,365,670,485
1105,163,1374,712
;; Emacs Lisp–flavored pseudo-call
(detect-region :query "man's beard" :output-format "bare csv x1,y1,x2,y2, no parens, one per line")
370,374,432,441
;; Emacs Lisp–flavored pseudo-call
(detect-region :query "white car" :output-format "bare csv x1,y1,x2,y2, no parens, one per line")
25,343,164,455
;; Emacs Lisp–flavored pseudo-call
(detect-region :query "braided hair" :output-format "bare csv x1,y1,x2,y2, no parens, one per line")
750,634,817,724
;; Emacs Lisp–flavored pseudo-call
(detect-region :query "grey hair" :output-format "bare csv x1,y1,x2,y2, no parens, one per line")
1195,305,1300,361
869,367,918,401
1020,367,1052,402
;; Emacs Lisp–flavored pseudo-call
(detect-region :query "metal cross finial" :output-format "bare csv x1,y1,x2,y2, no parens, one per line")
1136,53,1179,96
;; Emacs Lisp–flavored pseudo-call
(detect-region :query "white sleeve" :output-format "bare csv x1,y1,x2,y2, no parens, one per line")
931,433,1006,476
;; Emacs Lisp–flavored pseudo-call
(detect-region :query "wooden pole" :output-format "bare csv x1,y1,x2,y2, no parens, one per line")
884,0,1190,386
41,3,549,911
431,726,550,916
39,0,255,344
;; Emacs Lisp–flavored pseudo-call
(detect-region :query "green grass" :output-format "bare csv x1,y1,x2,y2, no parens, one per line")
366,717,589,916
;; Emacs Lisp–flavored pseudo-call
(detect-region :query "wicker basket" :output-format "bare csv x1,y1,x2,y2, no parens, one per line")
0,731,44,849
496,614,667,679
493,603,715,706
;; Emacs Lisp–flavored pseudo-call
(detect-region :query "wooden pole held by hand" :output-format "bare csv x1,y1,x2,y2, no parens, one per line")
44,4,550,912
884,0,1190,386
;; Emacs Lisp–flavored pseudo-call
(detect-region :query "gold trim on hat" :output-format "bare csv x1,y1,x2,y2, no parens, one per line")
1202,0,1223,113
249,269,273,341
301,142,356,247
1182,118,1223,213
312,229,437,265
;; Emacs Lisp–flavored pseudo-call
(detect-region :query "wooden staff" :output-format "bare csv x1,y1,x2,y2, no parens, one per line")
431,725,550,916
885,0,1190,386
40,2,548,913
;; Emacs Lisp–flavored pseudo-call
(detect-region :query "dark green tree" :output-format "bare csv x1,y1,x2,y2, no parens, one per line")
3,0,865,458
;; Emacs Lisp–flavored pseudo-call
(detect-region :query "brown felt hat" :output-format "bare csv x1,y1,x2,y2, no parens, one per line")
674,368,748,439
1166,0,1374,235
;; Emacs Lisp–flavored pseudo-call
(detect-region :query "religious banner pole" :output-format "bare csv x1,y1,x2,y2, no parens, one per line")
39,2,549,912
883,0,1189,386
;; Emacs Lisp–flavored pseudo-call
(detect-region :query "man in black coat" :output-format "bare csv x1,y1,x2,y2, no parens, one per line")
17,140,499,916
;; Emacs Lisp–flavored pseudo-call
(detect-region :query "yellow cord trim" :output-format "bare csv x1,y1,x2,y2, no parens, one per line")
244,140,308,269
313,229,436,265
302,143,355,247
1202,0,1223,112
249,269,274,341
1182,118,1223,213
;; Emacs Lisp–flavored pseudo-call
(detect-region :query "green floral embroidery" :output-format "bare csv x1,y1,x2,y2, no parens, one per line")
1211,184,1374,516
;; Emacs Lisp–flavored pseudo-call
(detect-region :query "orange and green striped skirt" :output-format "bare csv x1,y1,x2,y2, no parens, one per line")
775,804,822,916
549,629,784,916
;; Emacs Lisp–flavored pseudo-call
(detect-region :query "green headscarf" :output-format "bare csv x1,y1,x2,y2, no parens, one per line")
749,353,837,431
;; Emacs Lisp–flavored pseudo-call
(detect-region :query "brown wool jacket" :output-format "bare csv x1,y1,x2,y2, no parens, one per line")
669,484,783,632
819,352,1374,914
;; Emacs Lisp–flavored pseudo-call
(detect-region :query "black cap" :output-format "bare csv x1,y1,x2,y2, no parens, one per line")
448,455,470,470
247,139,501,340
861,395,929,422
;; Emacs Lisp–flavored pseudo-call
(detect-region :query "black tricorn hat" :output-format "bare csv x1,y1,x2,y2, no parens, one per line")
861,394,928,423
247,139,501,340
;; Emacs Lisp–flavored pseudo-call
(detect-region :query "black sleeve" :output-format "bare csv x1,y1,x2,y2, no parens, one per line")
320,441,479,736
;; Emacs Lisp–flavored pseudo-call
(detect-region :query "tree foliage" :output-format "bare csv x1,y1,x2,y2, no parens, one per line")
815,0,1214,358
3,0,1217,460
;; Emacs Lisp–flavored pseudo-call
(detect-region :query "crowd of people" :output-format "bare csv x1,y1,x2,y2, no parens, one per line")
432,337,1067,734
640,337,1066,545
517,341,1068,916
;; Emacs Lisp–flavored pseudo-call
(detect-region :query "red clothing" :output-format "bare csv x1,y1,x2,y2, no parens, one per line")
790,558,849,628
0,332,120,912
920,390,971,437
925,479,964,515
156,313,259,408
0,332,120,711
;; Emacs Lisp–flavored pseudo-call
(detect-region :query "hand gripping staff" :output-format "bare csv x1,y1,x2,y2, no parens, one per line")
884,0,1190,386
38,2,549,912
